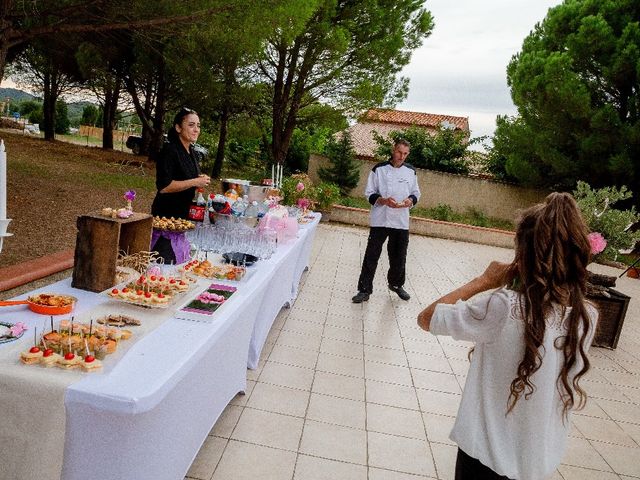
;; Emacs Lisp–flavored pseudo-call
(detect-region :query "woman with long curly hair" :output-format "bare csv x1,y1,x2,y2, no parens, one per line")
417,192,598,480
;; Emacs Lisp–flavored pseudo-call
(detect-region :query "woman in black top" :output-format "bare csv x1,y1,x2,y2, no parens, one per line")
151,108,210,263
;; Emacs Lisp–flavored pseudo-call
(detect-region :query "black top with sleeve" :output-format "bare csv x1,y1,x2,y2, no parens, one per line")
151,140,200,220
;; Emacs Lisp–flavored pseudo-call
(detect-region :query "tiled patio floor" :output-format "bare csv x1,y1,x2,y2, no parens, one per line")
186,223,640,480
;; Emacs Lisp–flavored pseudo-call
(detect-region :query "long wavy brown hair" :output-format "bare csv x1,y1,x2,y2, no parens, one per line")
507,192,593,419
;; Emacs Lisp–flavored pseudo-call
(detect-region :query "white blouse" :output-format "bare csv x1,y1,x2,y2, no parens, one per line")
431,287,597,480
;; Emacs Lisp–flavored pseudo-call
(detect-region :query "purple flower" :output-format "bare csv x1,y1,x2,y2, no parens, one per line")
124,190,137,202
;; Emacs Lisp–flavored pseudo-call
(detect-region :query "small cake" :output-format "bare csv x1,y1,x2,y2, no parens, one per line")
94,326,108,338
43,331,61,345
57,352,80,369
153,293,169,305
104,339,117,354
88,335,101,351
40,349,62,367
81,355,102,372
20,346,44,365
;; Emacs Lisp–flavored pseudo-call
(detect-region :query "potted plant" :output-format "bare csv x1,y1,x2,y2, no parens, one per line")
309,182,340,221
573,181,640,348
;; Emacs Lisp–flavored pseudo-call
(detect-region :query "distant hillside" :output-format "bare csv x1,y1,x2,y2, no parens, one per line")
0,88,36,102
68,101,96,119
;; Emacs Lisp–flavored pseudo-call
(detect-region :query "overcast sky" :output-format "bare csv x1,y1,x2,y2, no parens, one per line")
400,0,563,146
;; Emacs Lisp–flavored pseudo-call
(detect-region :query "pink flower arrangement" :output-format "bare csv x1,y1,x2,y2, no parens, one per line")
296,198,311,210
295,182,305,192
588,232,607,255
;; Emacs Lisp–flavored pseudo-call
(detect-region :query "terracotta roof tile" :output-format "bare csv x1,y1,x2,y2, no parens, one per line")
362,108,469,132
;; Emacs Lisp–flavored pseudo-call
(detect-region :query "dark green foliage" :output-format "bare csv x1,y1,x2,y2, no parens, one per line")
19,100,41,117
55,100,70,135
259,0,435,164
81,104,99,126
492,0,640,196
28,106,43,126
319,131,361,195
374,126,471,174
285,130,313,173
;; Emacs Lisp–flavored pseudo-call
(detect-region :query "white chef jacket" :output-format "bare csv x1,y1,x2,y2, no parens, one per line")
365,161,421,230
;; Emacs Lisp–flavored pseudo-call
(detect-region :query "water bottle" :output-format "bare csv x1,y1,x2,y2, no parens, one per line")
231,198,247,216
244,201,259,218
257,200,269,218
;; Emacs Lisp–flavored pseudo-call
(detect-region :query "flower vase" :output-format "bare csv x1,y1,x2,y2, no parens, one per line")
127,200,133,212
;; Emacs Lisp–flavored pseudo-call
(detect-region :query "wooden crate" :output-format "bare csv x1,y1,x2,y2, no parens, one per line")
589,288,630,349
71,211,153,292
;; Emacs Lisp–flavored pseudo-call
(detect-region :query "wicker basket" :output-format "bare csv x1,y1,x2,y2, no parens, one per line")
588,288,630,349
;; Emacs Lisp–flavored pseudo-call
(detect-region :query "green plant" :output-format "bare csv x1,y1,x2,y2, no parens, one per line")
280,173,314,206
466,207,489,227
427,204,454,222
374,126,476,174
310,182,340,211
319,131,360,196
573,181,640,261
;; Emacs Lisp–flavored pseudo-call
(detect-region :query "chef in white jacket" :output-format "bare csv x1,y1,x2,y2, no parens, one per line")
352,138,420,303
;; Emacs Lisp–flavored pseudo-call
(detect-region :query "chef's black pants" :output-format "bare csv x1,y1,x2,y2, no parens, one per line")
357,227,409,294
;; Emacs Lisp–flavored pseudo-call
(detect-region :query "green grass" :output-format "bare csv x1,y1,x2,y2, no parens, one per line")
84,172,156,191
336,197,515,231
57,133,106,147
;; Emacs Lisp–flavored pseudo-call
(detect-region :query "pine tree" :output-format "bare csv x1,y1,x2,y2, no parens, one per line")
319,131,360,196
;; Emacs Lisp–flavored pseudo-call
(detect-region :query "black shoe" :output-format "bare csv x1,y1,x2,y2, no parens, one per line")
389,285,410,301
352,292,370,303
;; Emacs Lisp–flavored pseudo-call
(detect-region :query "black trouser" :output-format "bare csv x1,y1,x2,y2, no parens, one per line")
455,449,513,480
152,236,177,265
357,227,409,294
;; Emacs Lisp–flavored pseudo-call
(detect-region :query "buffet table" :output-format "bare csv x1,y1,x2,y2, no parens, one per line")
0,213,320,480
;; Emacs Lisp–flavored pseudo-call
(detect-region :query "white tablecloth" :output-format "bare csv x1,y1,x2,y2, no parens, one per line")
246,213,321,369
0,214,320,480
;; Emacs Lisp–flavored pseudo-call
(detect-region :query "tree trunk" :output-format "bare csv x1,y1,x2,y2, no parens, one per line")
102,74,122,150
125,71,156,156
42,70,56,141
212,104,229,179
149,59,167,162
0,42,8,87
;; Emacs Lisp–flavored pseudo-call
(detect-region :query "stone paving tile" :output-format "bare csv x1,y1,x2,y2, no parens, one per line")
192,223,640,479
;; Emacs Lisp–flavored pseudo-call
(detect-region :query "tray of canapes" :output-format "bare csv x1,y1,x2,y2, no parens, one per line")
175,283,237,322
180,259,247,281
153,216,196,232
19,318,137,372
105,273,195,308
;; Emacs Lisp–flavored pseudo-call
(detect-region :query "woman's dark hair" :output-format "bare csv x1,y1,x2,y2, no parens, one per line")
167,107,198,143
508,192,593,419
